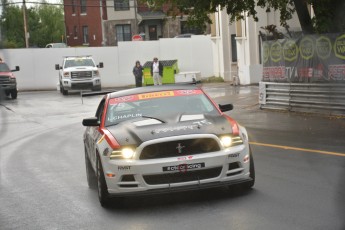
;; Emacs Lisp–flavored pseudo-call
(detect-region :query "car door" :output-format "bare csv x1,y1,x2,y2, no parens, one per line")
86,98,105,165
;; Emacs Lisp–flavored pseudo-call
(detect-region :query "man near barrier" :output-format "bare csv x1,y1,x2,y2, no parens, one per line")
150,57,163,85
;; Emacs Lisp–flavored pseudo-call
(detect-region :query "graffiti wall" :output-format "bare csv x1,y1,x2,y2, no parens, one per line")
262,34,345,82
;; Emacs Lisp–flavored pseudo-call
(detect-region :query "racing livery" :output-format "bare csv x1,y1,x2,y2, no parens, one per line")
83,85,255,207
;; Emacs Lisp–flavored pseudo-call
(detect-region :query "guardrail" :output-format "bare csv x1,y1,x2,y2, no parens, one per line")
259,82,345,115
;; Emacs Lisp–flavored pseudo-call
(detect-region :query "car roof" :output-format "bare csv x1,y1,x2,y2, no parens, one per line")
64,56,92,60
109,84,201,99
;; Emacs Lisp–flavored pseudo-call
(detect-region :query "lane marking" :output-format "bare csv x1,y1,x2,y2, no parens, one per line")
249,142,345,157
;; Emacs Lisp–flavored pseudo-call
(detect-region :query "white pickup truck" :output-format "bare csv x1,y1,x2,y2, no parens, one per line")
55,56,103,95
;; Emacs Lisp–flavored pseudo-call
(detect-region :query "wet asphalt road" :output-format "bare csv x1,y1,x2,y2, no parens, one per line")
0,84,344,230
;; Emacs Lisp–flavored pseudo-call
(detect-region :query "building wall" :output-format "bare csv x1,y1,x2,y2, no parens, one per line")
104,19,137,46
64,0,103,47
0,35,215,91
106,0,136,20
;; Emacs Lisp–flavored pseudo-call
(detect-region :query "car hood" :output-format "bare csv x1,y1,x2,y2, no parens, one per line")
106,114,233,146
0,71,14,76
64,66,97,71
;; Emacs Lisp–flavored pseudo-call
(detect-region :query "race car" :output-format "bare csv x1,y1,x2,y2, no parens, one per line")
82,84,255,207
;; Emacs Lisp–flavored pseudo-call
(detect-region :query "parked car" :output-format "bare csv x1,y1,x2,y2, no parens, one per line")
46,43,67,48
55,56,103,95
82,84,255,207
0,61,20,99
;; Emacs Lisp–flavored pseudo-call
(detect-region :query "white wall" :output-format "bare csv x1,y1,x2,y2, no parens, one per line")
0,35,214,91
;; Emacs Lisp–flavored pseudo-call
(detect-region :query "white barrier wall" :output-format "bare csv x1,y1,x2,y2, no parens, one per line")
0,35,215,91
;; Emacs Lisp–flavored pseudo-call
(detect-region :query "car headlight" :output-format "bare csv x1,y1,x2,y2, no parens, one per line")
220,136,233,148
219,135,243,148
110,147,135,159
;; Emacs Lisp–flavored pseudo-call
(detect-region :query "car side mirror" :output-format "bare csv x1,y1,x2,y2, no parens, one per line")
55,64,60,70
98,62,104,68
82,117,100,126
11,66,20,72
219,104,233,112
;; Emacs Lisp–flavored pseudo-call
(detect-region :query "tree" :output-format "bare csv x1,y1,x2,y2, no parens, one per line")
0,0,64,48
35,1,65,46
143,0,345,34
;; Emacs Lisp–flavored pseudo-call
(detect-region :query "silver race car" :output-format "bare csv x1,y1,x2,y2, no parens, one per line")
83,84,255,207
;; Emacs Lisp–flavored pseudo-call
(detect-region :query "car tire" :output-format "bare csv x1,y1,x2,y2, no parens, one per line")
85,148,97,189
241,146,255,189
10,89,17,99
96,154,111,207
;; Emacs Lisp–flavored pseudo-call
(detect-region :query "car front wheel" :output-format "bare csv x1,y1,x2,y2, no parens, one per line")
85,148,97,189
96,154,110,207
241,146,255,189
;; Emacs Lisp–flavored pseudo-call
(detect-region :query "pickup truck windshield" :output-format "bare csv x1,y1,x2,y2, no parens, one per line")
64,59,95,68
0,63,10,72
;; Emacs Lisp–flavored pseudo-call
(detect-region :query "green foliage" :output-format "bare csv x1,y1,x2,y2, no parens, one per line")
142,0,345,34
0,0,64,48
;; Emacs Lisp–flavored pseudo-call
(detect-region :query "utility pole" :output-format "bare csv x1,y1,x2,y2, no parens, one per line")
23,0,29,48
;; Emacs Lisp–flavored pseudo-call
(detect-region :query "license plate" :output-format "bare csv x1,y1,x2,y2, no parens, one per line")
163,163,205,172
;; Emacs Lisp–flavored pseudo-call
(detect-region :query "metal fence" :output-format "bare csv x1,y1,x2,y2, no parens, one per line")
259,82,345,115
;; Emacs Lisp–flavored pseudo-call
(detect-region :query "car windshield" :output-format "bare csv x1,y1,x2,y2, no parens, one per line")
64,58,95,68
0,63,10,72
105,89,219,126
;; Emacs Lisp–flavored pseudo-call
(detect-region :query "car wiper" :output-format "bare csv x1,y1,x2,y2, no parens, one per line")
140,115,166,123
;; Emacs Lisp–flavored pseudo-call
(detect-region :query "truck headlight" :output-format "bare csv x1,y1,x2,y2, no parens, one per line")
63,72,70,78
93,70,99,76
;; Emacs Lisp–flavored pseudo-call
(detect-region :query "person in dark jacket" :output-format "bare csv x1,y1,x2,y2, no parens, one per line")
150,57,163,85
132,61,143,87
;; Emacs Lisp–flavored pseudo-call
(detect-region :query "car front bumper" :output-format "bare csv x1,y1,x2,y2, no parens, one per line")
101,142,251,197
61,77,101,90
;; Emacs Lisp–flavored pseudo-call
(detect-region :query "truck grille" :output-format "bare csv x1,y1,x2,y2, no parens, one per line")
143,167,222,185
139,138,220,160
71,71,92,80
0,75,10,83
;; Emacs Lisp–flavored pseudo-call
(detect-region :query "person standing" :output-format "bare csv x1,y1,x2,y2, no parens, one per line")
132,61,143,87
150,57,163,85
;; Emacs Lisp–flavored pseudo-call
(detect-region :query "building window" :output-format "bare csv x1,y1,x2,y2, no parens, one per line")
72,0,76,14
74,26,78,37
115,24,131,42
231,34,237,62
114,0,129,11
83,26,89,43
181,21,203,35
80,0,86,14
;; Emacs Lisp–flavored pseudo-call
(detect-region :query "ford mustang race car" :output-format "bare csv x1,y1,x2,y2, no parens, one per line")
82,84,255,207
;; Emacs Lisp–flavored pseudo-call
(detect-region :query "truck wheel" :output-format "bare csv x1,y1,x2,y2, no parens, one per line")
92,85,101,91
62,86,68,95
10,89,17,99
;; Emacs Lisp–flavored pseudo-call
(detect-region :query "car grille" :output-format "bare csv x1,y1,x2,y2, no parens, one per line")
143,167,222,185
139,138,220,160
71,71,92,80
71,82,93,89
0,75,10,83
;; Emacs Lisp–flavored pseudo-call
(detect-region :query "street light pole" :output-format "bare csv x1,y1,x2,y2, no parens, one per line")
23,0,29,48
